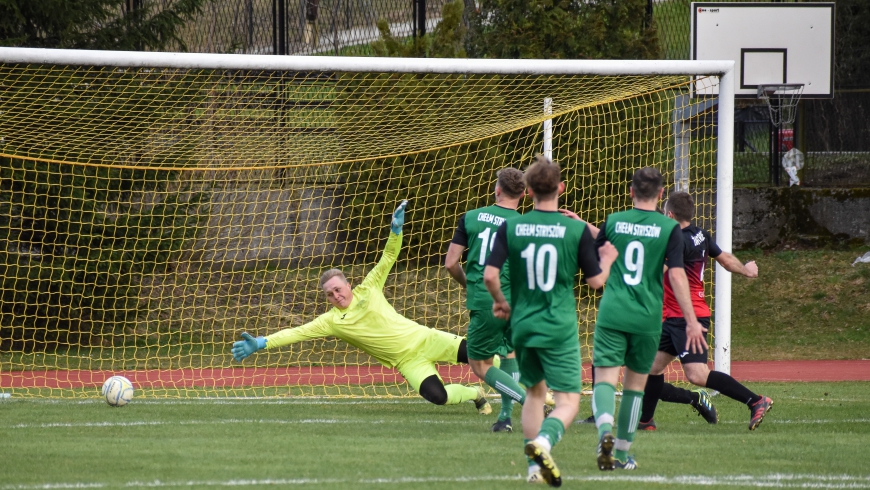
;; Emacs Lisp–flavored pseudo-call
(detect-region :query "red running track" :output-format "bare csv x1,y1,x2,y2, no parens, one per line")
2,360,868,389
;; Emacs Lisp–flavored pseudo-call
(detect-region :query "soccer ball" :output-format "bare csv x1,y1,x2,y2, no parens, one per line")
102,375,134,407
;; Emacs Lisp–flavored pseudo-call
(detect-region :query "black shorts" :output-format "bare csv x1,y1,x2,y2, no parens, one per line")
658,317,710,364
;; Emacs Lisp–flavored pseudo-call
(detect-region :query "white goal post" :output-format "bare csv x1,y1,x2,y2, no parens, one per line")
0,47,736,376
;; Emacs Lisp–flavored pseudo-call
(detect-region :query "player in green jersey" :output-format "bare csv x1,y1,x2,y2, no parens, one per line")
591,168,704,471
445,167,547,432
484,156,617,487
231,200,490,413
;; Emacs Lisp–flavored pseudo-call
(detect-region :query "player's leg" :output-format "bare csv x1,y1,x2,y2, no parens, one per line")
399,343,487,412
610,331,659,469
522,342,581,487
639,350,677,430
591,326,627,471
683,355,773,430
514,346,550,484
466,310,526,430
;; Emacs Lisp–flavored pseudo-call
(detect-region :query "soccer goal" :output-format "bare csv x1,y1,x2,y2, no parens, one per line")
0,48,734,398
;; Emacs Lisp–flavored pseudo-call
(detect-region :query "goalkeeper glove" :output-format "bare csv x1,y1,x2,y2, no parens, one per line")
232,332,266,361
390,200,409,235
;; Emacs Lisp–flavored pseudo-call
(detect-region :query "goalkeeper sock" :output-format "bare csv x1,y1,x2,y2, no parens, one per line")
706,370,762,405
593,382,617,438
615,389,643,461
484,360,525,420
537,417,565,450
641,374,664,423
444,384,479,404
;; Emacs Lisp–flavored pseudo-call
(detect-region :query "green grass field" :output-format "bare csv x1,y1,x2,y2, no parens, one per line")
2,382,868,489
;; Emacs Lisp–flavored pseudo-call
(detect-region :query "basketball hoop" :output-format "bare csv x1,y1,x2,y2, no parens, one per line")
757,84,804,127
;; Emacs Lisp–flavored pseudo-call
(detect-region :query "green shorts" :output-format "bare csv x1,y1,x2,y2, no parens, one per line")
466,309,512,361
593,326,659,374
396,329,464,392
515,340,581,393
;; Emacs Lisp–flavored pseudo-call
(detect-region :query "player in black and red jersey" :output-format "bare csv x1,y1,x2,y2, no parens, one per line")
639,191,773,431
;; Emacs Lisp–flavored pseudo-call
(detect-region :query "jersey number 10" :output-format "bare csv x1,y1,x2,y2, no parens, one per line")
520,243,558,292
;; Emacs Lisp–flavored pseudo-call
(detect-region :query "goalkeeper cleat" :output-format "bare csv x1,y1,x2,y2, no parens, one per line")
474,386,492,415
637,419,657,431
491,418,513,432
748,395,773,430
596,432,615,471
691,389,719,424
614,456,638,470
524,441,562,488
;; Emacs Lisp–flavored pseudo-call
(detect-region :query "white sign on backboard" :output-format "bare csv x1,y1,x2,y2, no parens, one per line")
691,2,834,98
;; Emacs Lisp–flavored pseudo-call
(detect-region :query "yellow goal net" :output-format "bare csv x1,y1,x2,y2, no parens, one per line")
0,49,734,398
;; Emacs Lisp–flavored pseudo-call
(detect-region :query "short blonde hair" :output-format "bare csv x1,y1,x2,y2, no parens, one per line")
319,268,348,288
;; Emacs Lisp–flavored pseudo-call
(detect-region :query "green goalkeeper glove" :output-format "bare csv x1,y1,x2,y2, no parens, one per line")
232,332,266,361
390,200,409,235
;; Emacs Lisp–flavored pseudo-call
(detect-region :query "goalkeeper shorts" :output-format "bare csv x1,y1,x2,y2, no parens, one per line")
397,329,464,392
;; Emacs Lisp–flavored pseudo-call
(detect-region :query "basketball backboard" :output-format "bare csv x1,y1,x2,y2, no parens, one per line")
691,2,834,99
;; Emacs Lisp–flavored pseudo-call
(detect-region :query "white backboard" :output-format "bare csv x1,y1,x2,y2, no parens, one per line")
691,2,834,98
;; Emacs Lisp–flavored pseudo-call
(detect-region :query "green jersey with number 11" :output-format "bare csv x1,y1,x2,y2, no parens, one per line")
487,210,601,349
452,205,520,311
594,208,684,335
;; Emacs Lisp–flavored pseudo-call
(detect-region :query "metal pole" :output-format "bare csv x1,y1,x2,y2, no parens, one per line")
416,0,426,38
543,98,553,161
714,68,735,376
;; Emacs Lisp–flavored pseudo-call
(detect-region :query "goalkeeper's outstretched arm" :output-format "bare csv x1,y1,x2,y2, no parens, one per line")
231,315,333,361
361,200,408,291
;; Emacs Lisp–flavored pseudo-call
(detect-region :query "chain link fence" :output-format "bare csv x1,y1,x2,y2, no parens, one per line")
141,0,870,187
158,0,451,55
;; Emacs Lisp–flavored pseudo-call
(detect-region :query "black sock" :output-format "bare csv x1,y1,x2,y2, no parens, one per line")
660,383,696,404
706,371,761,406
641,374,664,423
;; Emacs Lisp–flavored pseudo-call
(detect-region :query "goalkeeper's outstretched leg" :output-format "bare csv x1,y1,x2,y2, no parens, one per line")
400,335,491,414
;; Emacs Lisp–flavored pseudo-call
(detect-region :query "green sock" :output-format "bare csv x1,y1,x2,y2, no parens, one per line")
484,360,525,420
538,417,566,449
444,384,478,404
615,389,643,461
593,382,617,438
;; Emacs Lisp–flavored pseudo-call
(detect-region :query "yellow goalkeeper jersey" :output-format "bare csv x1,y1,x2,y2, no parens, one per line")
264,232,434,369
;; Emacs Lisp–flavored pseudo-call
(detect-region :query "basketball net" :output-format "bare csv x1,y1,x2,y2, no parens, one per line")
757,84,804,128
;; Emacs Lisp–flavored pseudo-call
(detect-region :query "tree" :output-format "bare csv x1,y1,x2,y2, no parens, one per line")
0,0,207,51
371,0,466,58
467,0,659,60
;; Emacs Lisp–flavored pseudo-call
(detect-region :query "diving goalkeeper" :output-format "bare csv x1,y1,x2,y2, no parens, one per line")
231,200,491,413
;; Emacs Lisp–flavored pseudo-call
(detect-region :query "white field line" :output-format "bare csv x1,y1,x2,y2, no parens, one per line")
5,417,870,431
2,474,870,489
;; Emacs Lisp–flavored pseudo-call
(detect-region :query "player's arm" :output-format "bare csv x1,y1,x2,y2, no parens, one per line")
444,214,468,288
361,200,408,291
705,230,757,277
577,226,616,289
483,222,511,320
231,314,333,361
559,208,600,238
714,253,758,278
664,226,707,354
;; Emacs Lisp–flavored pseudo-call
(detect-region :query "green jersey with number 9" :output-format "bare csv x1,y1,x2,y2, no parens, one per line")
487,210,602,349
453,205,521,311
594,208,684,335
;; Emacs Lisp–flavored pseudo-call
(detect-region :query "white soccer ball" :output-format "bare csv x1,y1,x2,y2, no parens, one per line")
102,376,134,407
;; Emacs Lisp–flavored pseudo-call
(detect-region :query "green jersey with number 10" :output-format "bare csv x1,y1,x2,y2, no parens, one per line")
487,210,601,349
595,208,683,335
